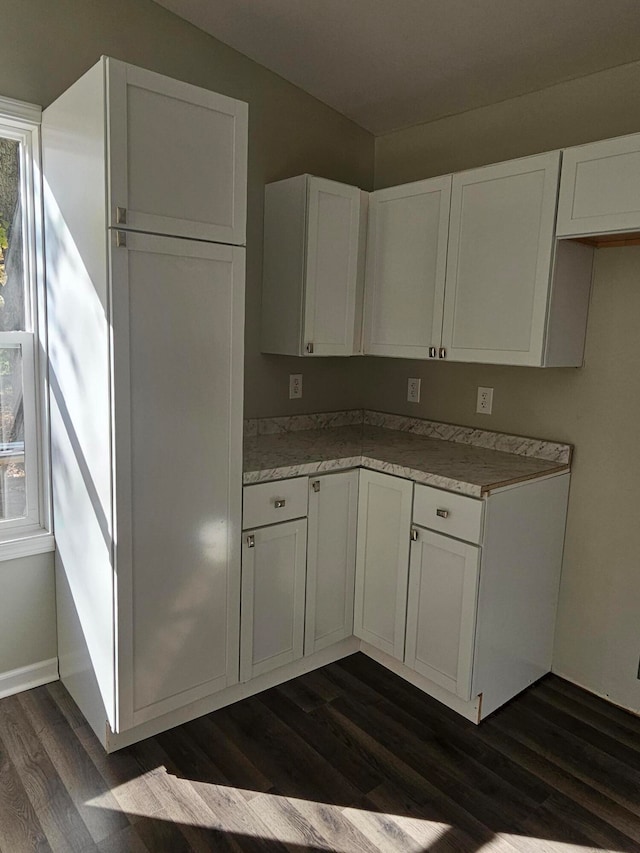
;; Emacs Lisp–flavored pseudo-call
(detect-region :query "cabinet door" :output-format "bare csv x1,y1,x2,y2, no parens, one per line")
354,471,413,660
442,152,560,366
240,519,307,683
305,471,358,655
110,232,244,730
107,58,247,244
303,178,362,356
363,176,451,359
557,134,640,237
405,528,480,700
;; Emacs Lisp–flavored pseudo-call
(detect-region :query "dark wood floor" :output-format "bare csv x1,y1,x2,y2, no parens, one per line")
1,654,640,852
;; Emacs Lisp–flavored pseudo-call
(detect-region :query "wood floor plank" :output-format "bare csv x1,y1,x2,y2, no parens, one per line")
0,694,97,852
3,656,640,852
261,685,383,795
17,687,130,844
478,715,640,845
0,729,52,853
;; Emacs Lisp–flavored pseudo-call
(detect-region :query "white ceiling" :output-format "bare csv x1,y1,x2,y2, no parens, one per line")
153,0,640,135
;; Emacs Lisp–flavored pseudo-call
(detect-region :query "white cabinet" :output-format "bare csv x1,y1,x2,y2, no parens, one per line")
442,152,593,367
261,175,366,356
240,519,307,682
363,176,451,359
108,59,247,243
353,470,413,660
44,57,247,746
557,133,640,238
405,528,480,700
305,471,358,655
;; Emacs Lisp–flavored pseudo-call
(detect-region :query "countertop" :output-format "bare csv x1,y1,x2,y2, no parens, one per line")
243,413,572,498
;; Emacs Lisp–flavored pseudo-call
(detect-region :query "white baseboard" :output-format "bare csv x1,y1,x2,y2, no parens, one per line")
0,657,59,700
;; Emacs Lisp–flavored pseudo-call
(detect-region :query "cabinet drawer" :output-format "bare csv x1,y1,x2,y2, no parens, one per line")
243,478,308,529
413,484,483,544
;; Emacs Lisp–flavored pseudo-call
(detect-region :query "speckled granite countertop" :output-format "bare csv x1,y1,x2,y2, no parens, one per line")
243,411,572,498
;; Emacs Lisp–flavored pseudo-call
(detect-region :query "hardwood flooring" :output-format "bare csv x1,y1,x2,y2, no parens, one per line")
1,653,639,852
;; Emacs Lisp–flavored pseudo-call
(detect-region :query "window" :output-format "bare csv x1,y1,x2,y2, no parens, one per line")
0,96,51,555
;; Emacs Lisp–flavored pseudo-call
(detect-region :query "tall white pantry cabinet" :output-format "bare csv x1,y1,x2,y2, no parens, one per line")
43,57,248,747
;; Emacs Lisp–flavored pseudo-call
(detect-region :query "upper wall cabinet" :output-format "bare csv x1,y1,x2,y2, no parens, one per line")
363,176,451,359
261,175,366,357
557,133,640,238
442,152,593,367
107,58,247,244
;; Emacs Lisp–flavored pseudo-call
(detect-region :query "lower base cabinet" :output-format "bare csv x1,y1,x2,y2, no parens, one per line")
405,527,480,700
240,518,307,682
305,471,359,655
353,470,413,660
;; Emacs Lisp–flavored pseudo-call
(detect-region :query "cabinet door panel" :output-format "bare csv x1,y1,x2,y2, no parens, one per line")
354,471,413,660
557,134,640,236
405,529,480,700
364,176,451,359
303,178,361,356
306,471,358,655
111,233,244,730
240,519,307,682
442,152,560,365
108,59,247,244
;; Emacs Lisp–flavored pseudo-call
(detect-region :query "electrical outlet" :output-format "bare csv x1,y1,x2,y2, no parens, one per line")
289,374,302,399
407,377,421,404
476,386,493,414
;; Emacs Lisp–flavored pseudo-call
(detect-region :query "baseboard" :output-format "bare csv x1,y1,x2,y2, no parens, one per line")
550,667,640,719
0,657,59,700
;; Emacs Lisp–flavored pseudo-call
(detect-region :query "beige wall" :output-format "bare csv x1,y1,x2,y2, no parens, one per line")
0,0,374,679
371,64,640,712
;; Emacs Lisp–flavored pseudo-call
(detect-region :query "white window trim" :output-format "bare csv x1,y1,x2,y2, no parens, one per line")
0,95,53,560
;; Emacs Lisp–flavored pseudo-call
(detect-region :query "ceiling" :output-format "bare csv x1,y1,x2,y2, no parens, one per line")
152,0,640,135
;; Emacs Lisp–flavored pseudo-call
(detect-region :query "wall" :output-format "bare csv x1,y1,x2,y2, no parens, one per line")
0,0,374,681
369,63,640,712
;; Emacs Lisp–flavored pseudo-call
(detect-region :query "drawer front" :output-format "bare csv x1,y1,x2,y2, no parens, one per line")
243,478,308,529
413,484,483,544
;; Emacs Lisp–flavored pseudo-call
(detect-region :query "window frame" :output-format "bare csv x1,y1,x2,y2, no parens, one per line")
0,95,53,559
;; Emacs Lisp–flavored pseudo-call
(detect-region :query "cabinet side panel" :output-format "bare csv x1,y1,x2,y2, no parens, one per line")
261,176,307,355
474,474,570,717
544,240,594,367
43,59,115,739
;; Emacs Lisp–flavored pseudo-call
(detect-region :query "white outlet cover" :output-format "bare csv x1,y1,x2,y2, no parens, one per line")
476,386,493,414
289,373,303,399
407,377,421,403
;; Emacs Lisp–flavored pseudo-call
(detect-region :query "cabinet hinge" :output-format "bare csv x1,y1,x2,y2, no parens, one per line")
115,230,127,248
410,527,419,542
115,206,127,225
311,480,321,493
246,534,255,548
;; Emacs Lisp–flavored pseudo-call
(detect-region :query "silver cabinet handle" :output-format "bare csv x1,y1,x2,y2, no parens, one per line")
311,480,320,493
436,508,449,519
116,206,127,224
246,534,255,548
305,342,314,354
115,230,127,248
274,498,286,508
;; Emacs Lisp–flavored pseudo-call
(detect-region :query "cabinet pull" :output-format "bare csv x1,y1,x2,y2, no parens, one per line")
115,230,127,248
311,480,320,493
436,508,449,519
428,346,437,358
246,534,255,548
115,206,127,225
305,342,314,354
438,347,446,359
273,498,286,508
410,527,419,542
